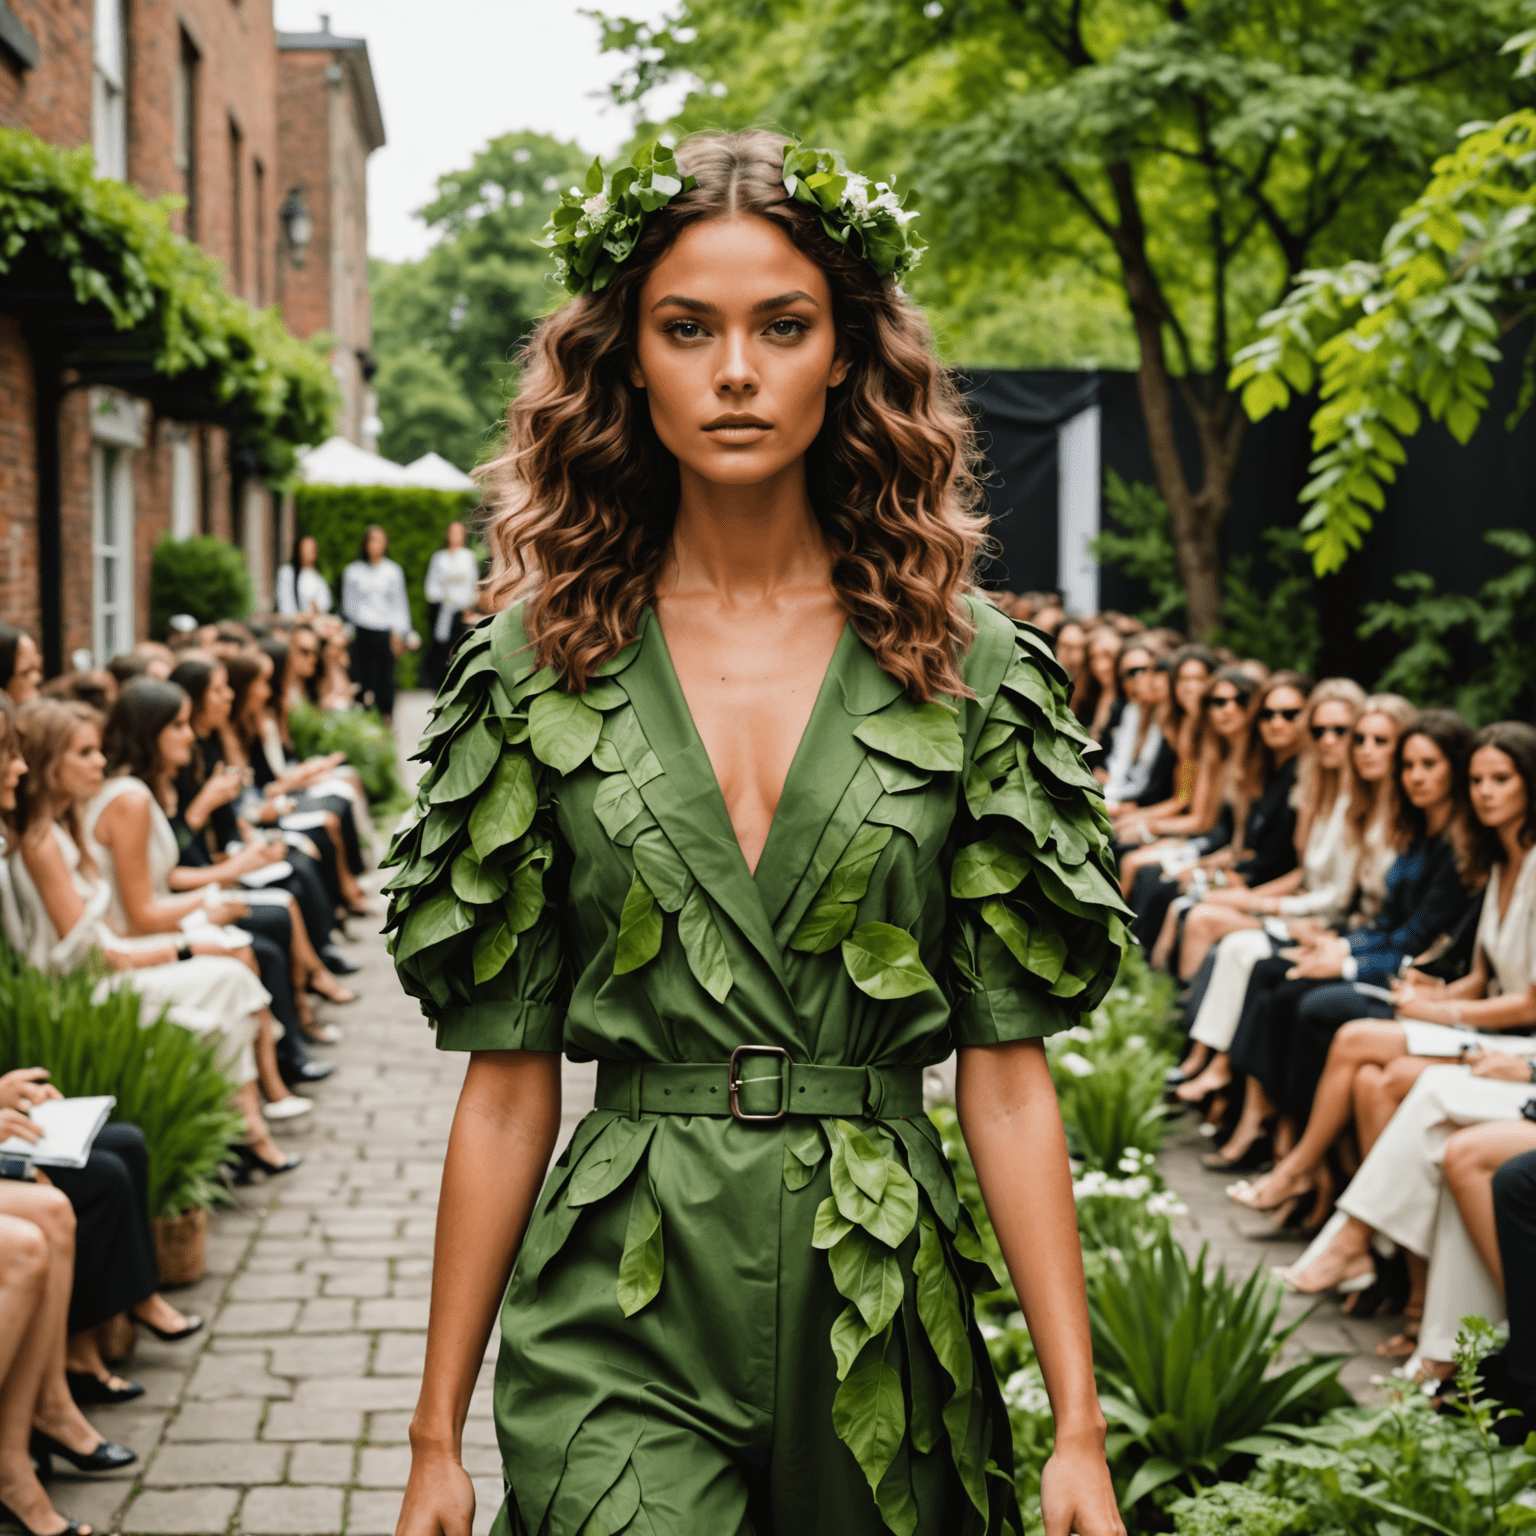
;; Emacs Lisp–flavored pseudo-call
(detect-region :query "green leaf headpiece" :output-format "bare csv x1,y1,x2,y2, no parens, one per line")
538,138,923,297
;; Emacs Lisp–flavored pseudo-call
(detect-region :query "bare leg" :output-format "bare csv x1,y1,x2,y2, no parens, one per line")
1179,904,1260,980
324,812,366,909
0,1189,93,1535
253,1009,297,1103
1149,901,1182,973
1175,1048,1232,1104
236,1082,289,1164
1232,1020,1407,1210
1174,1040,1210,1079
1280,1214,1375,1292
1443,1120,1536,1288
1205,1074,1273,1168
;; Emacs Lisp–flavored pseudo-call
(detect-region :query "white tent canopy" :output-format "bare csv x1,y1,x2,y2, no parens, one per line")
298,437,476,492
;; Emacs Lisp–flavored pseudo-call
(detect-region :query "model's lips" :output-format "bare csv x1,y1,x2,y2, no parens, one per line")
703,415,772,433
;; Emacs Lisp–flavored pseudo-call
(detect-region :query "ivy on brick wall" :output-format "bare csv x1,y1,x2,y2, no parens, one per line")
0,128,337,481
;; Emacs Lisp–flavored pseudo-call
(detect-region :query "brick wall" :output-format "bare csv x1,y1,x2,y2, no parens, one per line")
0,319,40,636
0,0,90,144
276,48,331,339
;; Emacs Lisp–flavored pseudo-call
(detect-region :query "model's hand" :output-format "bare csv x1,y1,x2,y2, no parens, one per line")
396,1447,474,1536
1039,1440,1125,1536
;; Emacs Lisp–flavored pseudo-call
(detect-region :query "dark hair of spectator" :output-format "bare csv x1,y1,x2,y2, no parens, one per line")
360,524,387,560
1465,721,1536,884
0,623,23,688
259,637,291,742
102,679,188,784
223,650,267,746
0,693,16,837
1165,643,1220,739
292,532,320,569
1249,670,1316,784
1394,708,1476,863
108,653,151,688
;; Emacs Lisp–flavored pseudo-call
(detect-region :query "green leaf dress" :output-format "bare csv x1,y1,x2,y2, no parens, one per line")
385,595,1129,1536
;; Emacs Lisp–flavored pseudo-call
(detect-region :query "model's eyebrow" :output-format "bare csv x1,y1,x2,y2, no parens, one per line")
650,291,821,314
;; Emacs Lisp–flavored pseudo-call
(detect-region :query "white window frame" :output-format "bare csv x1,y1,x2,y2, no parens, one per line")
92,443,135,662
1057,405,1102,615
169,426,199,539
92,0,127,180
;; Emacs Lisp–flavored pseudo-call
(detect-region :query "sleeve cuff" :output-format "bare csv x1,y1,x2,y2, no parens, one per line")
950,986,1072,1047
432,1001,565,1053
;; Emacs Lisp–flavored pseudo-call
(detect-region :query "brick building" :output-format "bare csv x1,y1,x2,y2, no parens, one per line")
0,1,382,670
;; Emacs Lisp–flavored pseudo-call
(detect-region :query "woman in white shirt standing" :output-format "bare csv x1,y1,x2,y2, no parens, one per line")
420,521,480,690
275,535,333,618
339,525,415,727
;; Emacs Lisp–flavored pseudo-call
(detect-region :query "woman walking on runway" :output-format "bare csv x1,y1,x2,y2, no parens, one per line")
390,130,1128,1536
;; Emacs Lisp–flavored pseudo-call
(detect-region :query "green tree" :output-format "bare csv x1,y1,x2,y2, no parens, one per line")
599,0,1530,635
370,131,592,472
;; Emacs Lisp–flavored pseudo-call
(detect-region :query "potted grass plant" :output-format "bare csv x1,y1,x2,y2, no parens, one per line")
0,951,245,1283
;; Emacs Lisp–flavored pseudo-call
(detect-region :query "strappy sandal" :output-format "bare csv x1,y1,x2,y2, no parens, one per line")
1376,1310,1423,1360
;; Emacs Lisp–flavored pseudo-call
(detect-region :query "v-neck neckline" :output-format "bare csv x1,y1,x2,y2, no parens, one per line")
644,603,854,884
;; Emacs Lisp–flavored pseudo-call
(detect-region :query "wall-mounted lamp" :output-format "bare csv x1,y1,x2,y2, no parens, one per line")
279,185,312,268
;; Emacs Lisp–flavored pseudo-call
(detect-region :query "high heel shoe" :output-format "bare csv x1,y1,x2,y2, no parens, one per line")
0,1498,90,1535
131,1309,204,1344
63,1371,143,1406
230,1144,303,1182
29,1429,135,1474
1201,1134,1272,1173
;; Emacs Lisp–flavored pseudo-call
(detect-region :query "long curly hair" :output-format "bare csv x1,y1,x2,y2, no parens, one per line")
480,128,987,700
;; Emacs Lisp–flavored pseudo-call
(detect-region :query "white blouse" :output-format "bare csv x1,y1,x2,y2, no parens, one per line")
1278,794,1356,927
1479,852,1536,997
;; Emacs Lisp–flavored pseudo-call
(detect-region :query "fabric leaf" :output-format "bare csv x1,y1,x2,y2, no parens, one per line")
829,1226,904,1333
630,827,692,912
678,886,733,1003
451,848,508,905
813,1196,854,1250
788,893,858,954
963,761,993,820
950,840,1027,900
426,719,501,804
472,921,518,985
831,1326,907,1499
396,892,473,964
979,896,1068,985
831,1118,889,1203
590,734,624,774
783,1143,819,1192
830,1302,874,1381
862,1160,920,1251
579,679,629,711
615,1175,664,1317
529,688,604,774
613,869,663,975
841,922,938,1000
468,753,537,860
504,861,546,934
592,773,645,841
826,824,894,903
567,1121,654,1207
421,798,471,856
854,702,964,771
829,1137,879,1227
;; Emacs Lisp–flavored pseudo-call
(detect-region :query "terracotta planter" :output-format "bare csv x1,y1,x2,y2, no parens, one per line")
152,1206,209,1287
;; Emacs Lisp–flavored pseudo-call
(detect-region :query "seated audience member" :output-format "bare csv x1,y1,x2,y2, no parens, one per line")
1480,1145,1536,1436
1132,671,1310,965
0,625,42,709
6,697,304,1167
1117,644,1218,833
1072,624,1122,747
1099,640,1171,812
1052,619,1088,692
1229,721,1532,1209
313,618,357,712
1172,693,1411,1097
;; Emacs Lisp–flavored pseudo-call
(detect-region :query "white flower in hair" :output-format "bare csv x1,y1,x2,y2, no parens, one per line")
583,192,609,220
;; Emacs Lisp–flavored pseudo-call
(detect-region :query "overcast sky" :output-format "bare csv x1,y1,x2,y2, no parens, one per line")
272,1,684,263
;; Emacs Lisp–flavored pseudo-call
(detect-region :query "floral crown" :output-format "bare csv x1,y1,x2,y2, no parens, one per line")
538,138,924,297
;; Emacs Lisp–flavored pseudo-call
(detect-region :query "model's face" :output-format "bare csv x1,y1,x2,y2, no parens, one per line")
197,666,233,733
1469,745,1526,834
1054,623,1087,674
1257,685,1306,756
1352,712,1398,784
157,699,195,773
1401,732,1453,812
1087,634,1120,687
57,722,106,804
0,745,24,811
299,537,319,569
7,634,42,705
1174,660,1210,715
1309,700,1354,772
631,215,847,492
1206,681,1250,741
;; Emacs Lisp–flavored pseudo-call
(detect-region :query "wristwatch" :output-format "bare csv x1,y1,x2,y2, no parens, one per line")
176,938,193,963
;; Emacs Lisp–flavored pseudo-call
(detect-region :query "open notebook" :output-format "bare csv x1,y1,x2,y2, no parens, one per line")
0,1096,115,1169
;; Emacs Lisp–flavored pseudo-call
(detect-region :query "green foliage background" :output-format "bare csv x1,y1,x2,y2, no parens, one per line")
0,950,244,1217
293,485,479,688
150,536,254,638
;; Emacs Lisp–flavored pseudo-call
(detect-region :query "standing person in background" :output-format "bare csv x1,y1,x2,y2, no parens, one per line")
0,625,43,708
275,536,333,618
420,522,481,691
340,525,415,727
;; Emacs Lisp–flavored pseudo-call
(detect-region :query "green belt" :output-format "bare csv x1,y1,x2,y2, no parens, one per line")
594,1048,924,1123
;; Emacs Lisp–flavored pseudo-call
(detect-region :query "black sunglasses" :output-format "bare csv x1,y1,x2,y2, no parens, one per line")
1121,665,1150,681
1311,723,1350,740
1259,706,1303,723
1353,730,1393,747
1207,692,1248,710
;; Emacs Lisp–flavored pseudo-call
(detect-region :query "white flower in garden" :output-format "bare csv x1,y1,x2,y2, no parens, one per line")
1003,1367,1051,1416
1118,1150,1145,1174
1063,1025,1092,1042
1126,1034,1146,1050
977,1320,1001,1341
1059,1051,1095,1078
1147,1190,1189,1218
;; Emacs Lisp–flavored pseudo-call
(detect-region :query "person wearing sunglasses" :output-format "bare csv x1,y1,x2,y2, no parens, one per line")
1099,644,1173,812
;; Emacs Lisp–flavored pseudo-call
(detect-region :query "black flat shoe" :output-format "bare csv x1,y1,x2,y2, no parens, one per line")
131,1310,204,1344
63,1371,143,1407
319,945,361,975
279,1058,334,1086
1200,1135,1273,1174
230,1145,303,1184
0,1500,89,1536
30,1430,135,1474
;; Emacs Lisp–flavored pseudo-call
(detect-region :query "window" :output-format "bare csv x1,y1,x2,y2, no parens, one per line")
169,427,199,539
229,117,243,292
253,157,266,304
92,445,135,661
91,0,127,179
173,31,198,239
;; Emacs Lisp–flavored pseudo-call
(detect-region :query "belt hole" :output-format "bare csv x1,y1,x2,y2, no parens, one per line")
664,1089,671,1096
798,1086,805,1093
710,1086,717,1093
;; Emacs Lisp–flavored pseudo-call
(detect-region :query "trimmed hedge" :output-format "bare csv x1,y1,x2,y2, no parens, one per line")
150,535,254,637
294,484,480,688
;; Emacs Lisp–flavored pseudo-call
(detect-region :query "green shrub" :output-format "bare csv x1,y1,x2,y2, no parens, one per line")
0,948,244,1217
1089,1233,1349,1513
1051,1046,1171,1172
293,484,479,688
150,535,253,636
288,699,409,822
1167,1484,1305,1536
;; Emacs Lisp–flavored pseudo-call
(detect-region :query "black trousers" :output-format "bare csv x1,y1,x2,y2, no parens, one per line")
272,852,334,951
1129,866,1180,958
352,625,397,719
1494,1150,1536,1410
47,1123,159,1334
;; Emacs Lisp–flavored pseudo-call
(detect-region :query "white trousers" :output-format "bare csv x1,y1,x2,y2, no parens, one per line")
1189,927,1275,1052
1338,1064,1533,1359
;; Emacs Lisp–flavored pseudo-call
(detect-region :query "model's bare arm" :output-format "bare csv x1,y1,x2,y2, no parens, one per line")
957,1040,1125,1536
399,1049,562,1536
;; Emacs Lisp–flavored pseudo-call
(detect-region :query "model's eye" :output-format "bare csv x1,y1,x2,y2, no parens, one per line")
766,318,807,338
663,320,708,340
